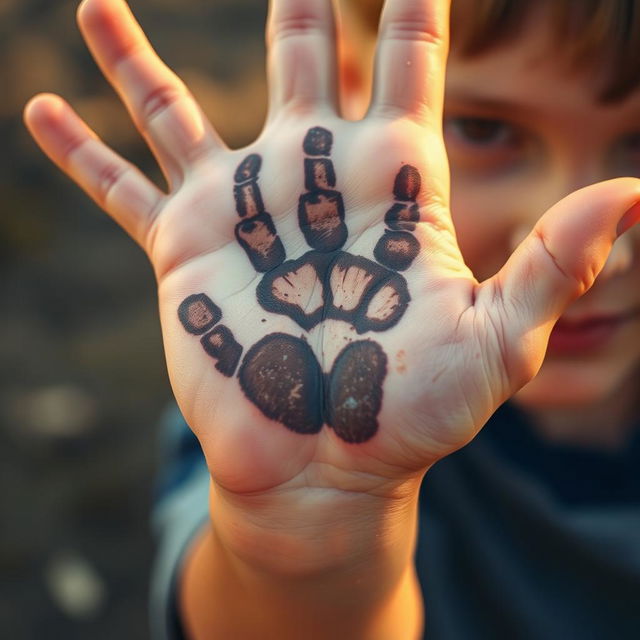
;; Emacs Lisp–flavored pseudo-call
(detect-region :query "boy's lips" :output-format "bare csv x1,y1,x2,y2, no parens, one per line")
547,309,640,356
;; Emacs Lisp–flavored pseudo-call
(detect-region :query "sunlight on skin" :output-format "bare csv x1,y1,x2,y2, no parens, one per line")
23,0,640,491
22,2,640,637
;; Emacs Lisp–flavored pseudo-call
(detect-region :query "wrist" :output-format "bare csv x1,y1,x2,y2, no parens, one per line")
208,475,422,579
182,514,424,640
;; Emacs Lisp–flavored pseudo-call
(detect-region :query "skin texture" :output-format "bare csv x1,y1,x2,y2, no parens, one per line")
238,333,325,435
179,129,418,443
177,293,242,376
23,0,640,496
298,127,347,251
442,16,640,446
237,334,387,442
233,153,285,273
22,0,640,637
338,1,640,449
256,250,411,332
374,165,422,270
326,339,387,443
178,293,222,334
200,326,243,378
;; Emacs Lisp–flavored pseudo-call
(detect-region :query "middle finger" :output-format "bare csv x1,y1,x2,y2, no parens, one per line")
266,0,340,120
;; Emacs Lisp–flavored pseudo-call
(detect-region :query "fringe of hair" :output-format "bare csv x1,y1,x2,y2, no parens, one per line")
347,0,640,103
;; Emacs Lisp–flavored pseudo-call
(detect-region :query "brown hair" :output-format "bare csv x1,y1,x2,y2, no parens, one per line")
346,0,640,102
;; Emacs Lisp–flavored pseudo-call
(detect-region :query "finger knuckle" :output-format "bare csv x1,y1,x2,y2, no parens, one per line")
383,20,445,48
534,228,591,295
62,135,87,167
270,15,328,45
140,84,185,125
98,163,128,206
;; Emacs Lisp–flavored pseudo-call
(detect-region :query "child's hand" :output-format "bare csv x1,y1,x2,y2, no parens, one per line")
24,0,640,545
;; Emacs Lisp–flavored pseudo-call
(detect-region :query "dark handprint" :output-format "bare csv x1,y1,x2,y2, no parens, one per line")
178,126,422,443
25,0,640,510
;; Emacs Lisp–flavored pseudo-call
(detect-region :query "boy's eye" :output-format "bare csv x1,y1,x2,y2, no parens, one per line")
444,116,525,175
444,117,515,147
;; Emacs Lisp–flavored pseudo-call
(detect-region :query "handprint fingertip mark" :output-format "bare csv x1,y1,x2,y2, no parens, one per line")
373,230,421,271
384,202,420,231
393,164,421,201
201,326,243,377
304,158,336,191
234,155,264,218
233,153,286,272
179,128,424,444
178,294,222,334
303,126,333,156
298,126,347,252
235,214,286,272
234,153,261,183
178,294,243,378
375,163,422,271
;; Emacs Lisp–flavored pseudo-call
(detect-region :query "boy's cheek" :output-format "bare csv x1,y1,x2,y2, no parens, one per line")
449,168,560,280
450,197,510,280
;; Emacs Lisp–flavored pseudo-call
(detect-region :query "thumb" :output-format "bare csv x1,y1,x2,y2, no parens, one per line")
483,177,640,386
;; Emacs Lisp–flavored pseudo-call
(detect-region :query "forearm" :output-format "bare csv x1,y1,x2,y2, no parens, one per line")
178,480,424,640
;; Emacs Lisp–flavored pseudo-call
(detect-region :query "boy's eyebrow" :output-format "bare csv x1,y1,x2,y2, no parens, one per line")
444,89,640,125
443,91,539,119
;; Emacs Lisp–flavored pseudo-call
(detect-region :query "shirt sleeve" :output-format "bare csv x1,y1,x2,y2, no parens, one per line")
149,404,210,640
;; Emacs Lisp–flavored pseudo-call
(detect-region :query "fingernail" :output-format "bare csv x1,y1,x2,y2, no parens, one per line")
616,201,640,237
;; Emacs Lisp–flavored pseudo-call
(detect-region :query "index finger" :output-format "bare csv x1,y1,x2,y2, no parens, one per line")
369,0,450,123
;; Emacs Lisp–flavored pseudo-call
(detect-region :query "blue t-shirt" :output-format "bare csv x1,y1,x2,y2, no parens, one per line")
150,403,640,639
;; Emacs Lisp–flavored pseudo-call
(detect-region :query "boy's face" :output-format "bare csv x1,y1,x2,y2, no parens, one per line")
444,15,640,410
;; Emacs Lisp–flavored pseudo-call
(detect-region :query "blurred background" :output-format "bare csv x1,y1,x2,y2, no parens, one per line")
1,0,269,637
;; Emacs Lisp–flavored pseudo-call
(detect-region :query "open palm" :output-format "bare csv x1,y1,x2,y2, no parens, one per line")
25,0,640,499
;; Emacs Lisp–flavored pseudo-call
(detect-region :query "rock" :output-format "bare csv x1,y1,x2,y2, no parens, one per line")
8,385,98,440
44,550,107,619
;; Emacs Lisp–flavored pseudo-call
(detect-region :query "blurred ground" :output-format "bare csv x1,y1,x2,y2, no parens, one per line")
1,1,268,637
